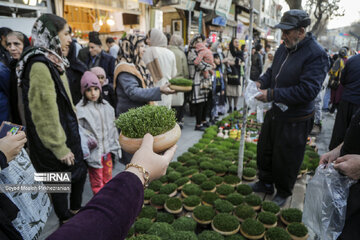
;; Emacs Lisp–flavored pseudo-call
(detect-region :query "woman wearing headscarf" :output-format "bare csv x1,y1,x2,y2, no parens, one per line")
168,34,189,128
5,31,30,125
17,14,87,224
223,38,243,113
187,34,213,131
114,34,174,164
142,28,177,108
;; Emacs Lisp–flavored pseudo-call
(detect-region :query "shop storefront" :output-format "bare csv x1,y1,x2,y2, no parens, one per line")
62,0,151,45
0,0,52,36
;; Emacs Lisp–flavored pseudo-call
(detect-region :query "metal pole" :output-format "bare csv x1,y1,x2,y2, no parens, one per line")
238,0,254,178
188,10,191,45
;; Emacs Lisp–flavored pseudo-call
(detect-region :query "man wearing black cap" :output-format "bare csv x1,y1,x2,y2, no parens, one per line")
251,10,329,206
80,31,116,85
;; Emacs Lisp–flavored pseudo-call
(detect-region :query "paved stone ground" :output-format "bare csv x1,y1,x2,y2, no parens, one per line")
39,100,244,239
39,100,336,239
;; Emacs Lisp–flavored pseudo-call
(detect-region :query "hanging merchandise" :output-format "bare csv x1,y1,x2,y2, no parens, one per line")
212,16,227,26
215,0,232,18
200,0,217,10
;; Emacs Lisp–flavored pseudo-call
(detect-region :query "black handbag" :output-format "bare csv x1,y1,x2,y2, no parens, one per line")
227,65,240,85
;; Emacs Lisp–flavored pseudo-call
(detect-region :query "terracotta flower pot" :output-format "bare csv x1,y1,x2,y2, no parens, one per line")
280,215,291,226
183,203,201,211
286,228,309,240
192,213,212,225
243,175,257,181
261,221,277,229
250,205,261,211
239,227,265,240
119,123,181,154
164,204,183,214
169,85,192,92
211,221,240,236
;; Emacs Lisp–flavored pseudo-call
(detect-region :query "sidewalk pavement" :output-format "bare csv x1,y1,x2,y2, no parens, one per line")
39,99,336,239
39,98,244,239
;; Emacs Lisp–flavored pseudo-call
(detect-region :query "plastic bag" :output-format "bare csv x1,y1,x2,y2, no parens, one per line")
303,164,356,240
244,80,263,112
244,80,272,115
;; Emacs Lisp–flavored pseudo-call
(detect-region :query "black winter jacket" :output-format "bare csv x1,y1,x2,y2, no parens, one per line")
66,40,88,105
259,33,329,118
21,55,86,180
340,54,360,105
81,50,116,85
250,52,263,81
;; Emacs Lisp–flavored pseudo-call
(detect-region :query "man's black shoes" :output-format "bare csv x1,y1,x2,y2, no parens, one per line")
272,194,288,207
250,181,274,195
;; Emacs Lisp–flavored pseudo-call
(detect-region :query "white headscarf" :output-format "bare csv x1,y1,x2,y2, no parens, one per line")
149,28,167,47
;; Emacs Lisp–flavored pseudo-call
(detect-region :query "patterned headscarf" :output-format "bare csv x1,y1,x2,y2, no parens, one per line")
189,34,205,48
16,14,69,84
118,34,153,87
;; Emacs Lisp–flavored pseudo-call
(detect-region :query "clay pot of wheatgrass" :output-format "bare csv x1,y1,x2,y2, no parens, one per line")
115,105,181,154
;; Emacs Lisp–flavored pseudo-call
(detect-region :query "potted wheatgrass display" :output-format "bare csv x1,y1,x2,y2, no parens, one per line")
183,195,201,211
200,180,216,192
201,192,219,206
264,227,291,240
144,189,156,205
234,204,256,222
146,222,174,240
280,208,303,225
216,184,235,198
159,183,178,197
198,230,224,240
244,194,262,211
156,212,174,224
181,183,202,198
237,184,253,196
171,216,197,232
172,231,197,240
226,192,244,206
261,201,280,215
190,173,207,185
239,218,265,240
214,199,234,214
223,175,241,187
257,211,278,228
192,205,216,225
150,194,169,210
211,213,240,236
169,78,193,92
286,222,309,240
164,197,183,214
174,177,190,190
242,167,257,181
138,206,157,222
134,218,153,235
115,105,181,154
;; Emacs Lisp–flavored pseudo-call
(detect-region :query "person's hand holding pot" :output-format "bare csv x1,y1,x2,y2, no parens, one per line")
126,134,177,185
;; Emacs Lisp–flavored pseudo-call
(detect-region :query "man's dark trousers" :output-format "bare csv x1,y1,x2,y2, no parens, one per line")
257,109,313,197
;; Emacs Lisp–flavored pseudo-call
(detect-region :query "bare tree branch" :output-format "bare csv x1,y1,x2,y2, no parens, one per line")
285,0,302,10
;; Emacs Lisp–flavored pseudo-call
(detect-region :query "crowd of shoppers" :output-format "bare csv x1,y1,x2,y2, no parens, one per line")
0,8,359,240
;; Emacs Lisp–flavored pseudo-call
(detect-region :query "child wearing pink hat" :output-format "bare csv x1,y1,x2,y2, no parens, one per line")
76,71,121,194
90,66,116,108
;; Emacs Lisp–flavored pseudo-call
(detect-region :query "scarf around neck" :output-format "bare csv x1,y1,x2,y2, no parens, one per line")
117,34,153,87
16,14,70,85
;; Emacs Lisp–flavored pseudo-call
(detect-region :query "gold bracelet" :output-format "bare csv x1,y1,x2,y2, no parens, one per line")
125,163,150,188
